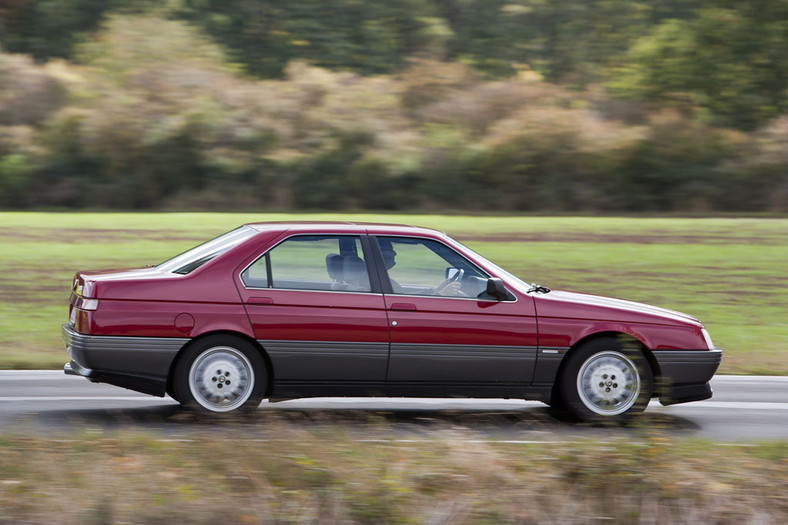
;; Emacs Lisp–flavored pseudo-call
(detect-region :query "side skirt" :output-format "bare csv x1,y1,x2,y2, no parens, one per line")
270,381,554,404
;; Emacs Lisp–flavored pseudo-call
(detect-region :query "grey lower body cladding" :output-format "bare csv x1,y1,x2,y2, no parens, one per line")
61,326,722,406
62,324,187,396
652,349,723,405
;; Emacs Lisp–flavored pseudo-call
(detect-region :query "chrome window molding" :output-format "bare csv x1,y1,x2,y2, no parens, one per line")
242,286,383,297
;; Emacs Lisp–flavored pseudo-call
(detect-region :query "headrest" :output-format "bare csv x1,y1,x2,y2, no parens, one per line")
343,255,366,275
343,255,368,286
325,253,344,280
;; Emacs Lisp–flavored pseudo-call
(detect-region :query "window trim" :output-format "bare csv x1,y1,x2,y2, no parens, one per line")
239,233,380,294
264,252,273,288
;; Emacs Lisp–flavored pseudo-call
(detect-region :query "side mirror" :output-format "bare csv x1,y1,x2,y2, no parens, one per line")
486,278,510,301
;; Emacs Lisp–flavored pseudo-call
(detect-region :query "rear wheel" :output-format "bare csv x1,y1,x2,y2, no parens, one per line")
174,335,267,413
559,338,653,423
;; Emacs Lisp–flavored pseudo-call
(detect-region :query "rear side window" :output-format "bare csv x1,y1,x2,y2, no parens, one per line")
241,235,371,292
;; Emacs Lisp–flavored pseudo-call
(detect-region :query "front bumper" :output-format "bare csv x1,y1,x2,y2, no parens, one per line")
652,348,723,405
62,324,188,397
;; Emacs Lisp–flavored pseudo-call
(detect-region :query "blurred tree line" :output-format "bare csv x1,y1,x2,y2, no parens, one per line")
0,1,786,211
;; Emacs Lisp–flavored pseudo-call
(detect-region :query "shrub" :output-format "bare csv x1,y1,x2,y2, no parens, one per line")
0,53,66,126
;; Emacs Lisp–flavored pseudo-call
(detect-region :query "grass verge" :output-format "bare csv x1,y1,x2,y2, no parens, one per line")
0,212,785,373
0,426,785,524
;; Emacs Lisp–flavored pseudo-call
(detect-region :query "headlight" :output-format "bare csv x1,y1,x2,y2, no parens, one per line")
701,328,714,349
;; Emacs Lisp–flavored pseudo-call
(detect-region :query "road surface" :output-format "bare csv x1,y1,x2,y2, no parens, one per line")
0,372,785,442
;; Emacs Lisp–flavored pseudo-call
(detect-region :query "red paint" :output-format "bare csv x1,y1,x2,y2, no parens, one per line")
384,295,538,347
174,313,195,333
68,222,710,353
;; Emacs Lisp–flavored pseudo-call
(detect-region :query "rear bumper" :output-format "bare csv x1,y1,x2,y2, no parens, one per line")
652,348,722,406
62,324,187,397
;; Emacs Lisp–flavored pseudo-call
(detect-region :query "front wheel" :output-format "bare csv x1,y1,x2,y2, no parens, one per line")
559,338,653,423
173,335,267,413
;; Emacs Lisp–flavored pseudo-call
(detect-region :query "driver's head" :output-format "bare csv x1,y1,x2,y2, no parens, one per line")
379,239,397,270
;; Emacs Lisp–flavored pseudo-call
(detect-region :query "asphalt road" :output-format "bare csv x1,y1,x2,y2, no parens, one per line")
0,371,786,442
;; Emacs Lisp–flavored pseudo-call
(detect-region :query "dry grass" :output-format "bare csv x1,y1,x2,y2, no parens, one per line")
0,424,785,524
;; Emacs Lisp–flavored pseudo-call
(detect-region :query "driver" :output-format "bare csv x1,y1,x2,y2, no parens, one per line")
379,240,465,297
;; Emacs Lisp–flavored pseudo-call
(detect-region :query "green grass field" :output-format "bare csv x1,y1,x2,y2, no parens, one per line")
0,212,785,373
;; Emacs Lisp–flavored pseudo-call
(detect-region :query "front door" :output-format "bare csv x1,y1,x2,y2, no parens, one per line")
373,236,538,384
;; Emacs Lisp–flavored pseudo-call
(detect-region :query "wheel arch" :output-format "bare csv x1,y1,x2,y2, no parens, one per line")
166,330,275,398
550,331,659,405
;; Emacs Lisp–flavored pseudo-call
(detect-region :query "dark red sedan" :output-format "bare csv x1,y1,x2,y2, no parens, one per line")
63,222,721,421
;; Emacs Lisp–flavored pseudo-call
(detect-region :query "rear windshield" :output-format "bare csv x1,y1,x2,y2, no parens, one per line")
158,226,257,275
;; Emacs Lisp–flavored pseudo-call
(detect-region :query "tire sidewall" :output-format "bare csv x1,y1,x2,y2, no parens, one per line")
173,335,267,414
559,337,653,423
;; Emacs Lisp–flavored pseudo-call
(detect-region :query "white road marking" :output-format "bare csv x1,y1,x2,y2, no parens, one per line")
1,373,786,412
0,397,786,411
1,371,786,380
711,376,788,383
0,371,64,375
137,438,764,446
653,401,788,410
0,396,173,402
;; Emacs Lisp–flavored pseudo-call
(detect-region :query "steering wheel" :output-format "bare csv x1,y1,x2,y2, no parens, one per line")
434,269,468,296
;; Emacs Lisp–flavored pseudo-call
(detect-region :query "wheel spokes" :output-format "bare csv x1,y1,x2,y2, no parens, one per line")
577,351,641,416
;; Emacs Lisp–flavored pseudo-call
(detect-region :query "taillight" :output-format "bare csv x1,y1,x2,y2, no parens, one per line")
77,298,100,311
73,276,98,310
73,277,95,299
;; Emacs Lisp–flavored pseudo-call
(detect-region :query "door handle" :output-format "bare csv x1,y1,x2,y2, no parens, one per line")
390,302,416,311
248,296,274,305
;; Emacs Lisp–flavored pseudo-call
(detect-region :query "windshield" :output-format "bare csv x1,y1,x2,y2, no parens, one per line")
158,226,257,274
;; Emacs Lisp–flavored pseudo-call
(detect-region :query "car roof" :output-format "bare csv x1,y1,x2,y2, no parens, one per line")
244,221,445,237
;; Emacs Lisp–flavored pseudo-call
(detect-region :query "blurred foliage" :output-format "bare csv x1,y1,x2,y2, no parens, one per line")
0,431,786,523
0,3,787,211
609,1,788,130
0,0,158,60
177,0,444,78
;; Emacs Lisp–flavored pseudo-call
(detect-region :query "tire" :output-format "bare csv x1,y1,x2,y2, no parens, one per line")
559,337,653,423
173,335,267,414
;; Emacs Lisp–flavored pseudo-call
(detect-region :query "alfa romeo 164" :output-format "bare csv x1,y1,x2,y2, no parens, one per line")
64,222,722,421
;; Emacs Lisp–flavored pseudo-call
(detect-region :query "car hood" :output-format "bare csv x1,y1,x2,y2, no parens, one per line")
534,290,701,326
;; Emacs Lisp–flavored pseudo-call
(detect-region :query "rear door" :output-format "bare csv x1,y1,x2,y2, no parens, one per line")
236,234,389,382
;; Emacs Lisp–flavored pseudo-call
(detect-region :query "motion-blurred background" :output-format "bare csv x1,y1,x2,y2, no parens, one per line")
1,4,787,523
1,0,786,212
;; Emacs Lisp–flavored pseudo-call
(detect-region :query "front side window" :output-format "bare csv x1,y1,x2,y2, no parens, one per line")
242,235,371,292
376,236,488,298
